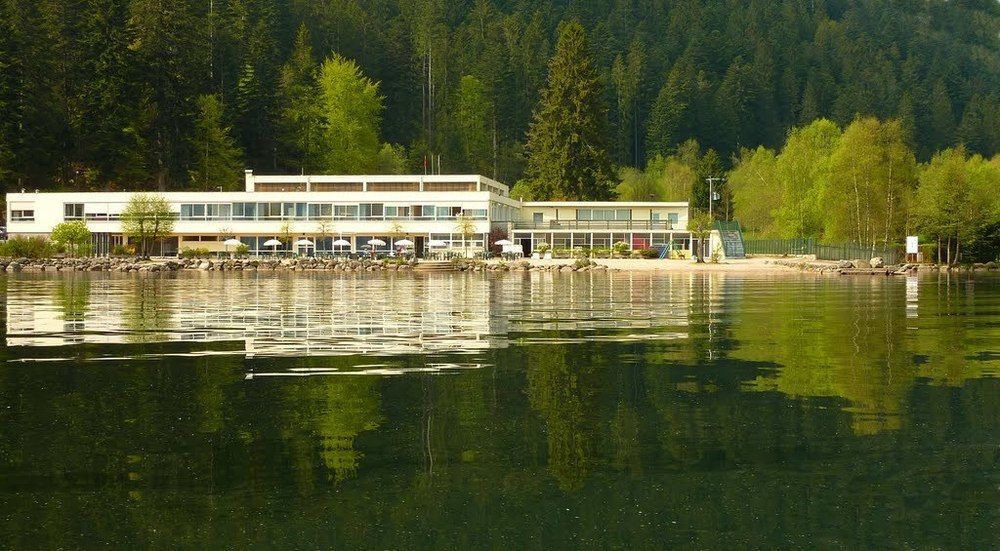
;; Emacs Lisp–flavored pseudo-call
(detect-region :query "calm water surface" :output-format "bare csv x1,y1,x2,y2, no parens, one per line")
0,271,997,549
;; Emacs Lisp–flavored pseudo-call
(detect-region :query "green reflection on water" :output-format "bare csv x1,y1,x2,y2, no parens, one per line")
0,271,996,548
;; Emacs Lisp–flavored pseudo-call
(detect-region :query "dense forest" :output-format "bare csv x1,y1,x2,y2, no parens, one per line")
1,0,998,258
1,0,997,190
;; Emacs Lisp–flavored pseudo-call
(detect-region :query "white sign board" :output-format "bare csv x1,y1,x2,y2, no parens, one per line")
906,236,919,254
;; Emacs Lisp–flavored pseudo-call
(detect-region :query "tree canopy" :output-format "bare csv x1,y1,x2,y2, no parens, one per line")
3,1,991,191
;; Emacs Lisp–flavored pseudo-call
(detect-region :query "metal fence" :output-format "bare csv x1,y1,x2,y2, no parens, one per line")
743,237,899,264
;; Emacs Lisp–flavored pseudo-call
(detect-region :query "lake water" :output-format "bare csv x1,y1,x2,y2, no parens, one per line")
0,271,997,548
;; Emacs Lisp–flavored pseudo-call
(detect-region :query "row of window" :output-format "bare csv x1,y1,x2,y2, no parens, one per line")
179,202,489,221
11,210,34,221
573,208,680,223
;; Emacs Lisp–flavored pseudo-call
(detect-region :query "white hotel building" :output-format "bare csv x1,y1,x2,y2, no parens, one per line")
5,171,694,257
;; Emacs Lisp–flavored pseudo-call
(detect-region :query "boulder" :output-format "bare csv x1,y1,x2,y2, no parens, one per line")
837,260,854,269
852,259,871,269
870,256,885,268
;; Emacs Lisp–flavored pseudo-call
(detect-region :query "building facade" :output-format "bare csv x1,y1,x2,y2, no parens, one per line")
5,172,694,257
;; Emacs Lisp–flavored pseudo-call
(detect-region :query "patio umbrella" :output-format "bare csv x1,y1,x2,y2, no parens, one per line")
493,239,513,246
294,238,314,257
332,238,351,254
428,239,448,247
367,238,386,246
223,238,241,257
394,239,414,247
262,238,282,256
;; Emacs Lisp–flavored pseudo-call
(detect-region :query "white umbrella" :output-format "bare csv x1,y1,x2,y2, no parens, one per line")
494,239,513,246
367,238,386,246
428,239,448,247
262,238,282,256
223,238,241,257
294,239,314,246
332,239,351,247
394,239,414,247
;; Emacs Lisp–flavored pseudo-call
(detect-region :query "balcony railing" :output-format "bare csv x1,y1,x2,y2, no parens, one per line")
512,220,674,230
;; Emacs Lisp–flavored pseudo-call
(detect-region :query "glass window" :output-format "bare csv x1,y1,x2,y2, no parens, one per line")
616,209,630,220
577,209,592,220
334,204,358,219
359,203,384,219
192,204,205,217
436,206,453,218
180,205,193,219
11,210,34,221
384,206,397,217
64,203,84,219
668,213,679,224
296,203,307,219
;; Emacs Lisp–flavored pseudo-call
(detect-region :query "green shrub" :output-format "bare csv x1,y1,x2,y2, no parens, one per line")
111,244,130,257
573,257,594,269
638,247,659,259
0,236,54,259
591,246,611,258
612,241,630,256
235,243,249,257
180,247,211,259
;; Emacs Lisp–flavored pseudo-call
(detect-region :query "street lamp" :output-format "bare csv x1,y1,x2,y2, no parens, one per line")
705,176,724,219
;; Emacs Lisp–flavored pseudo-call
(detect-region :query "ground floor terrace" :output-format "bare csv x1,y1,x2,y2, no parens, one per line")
91,231,493,258
511,231,695,256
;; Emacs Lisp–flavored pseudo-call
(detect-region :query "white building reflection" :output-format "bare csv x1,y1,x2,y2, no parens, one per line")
4,272,694,360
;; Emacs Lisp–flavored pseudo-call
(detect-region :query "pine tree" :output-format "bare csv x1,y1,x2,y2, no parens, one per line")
928,79,956,152
189,95,244,191
523,21,614,201
956,94,999,158
277,24,322,173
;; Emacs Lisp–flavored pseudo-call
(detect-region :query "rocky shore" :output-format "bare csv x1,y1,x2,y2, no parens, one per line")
764,257,999,274
0,257,618,274
1,256,994,275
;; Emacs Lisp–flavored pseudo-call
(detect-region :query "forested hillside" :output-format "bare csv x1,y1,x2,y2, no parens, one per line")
0,0,997,192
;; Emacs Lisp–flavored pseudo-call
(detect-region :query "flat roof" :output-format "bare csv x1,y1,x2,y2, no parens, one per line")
522,201,688,207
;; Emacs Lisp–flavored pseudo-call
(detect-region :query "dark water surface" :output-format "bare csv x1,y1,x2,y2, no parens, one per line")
0,271,997,549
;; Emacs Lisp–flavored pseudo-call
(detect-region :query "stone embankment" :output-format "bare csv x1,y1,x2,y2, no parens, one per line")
0,257,621,274
764,258,999,275
0,257,422,273
454,259,617,273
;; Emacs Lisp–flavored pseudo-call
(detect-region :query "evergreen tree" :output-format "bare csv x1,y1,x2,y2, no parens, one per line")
277,24,322,173
523,21,614,201
928,79,956,152
956,94,999,158
189,95,244,191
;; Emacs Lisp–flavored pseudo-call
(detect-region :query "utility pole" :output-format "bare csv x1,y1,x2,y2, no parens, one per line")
705,176,724,219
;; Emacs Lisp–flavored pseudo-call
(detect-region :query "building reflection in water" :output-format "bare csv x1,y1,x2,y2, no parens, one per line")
4,271,691,359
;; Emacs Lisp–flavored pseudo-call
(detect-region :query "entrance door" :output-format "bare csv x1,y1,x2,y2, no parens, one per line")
415,236,425,258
